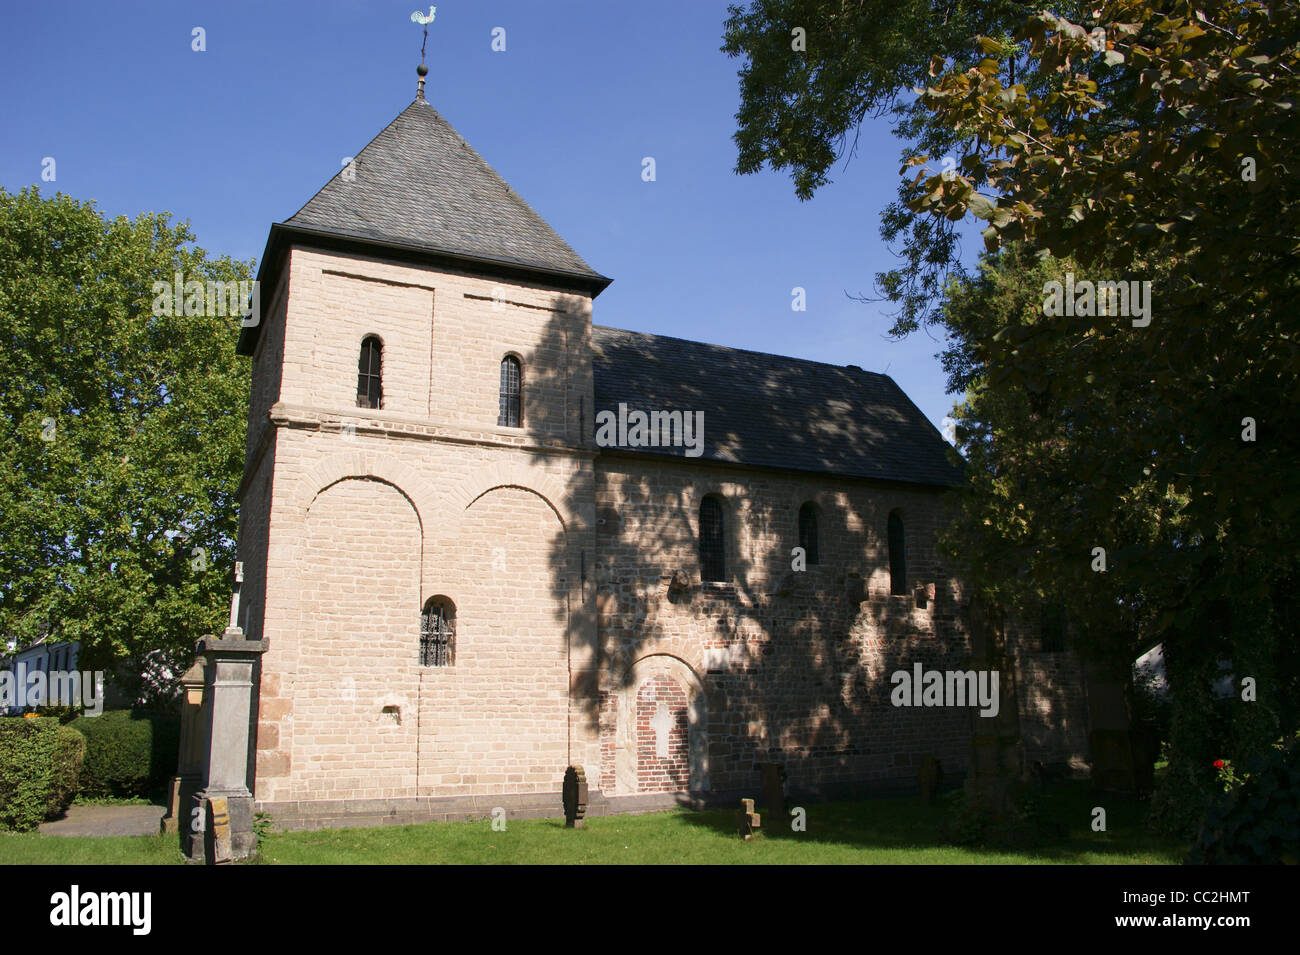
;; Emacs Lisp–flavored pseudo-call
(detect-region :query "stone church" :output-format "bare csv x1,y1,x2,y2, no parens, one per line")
230,77,1089,830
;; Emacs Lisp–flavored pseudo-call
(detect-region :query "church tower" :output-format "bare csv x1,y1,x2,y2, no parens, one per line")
234,73,610,823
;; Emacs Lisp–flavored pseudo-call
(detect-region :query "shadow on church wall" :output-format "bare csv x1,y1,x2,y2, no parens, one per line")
520,295,986,805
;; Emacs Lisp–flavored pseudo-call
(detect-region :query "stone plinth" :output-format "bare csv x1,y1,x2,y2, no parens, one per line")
163,658,206,836
187,629,267,864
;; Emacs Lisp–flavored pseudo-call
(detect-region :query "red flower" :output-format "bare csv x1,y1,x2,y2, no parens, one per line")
1213,759,1225,769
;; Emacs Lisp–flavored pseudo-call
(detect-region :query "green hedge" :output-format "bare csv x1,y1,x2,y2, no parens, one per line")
0,717,65,831
48,725,86,816
69,710,180,799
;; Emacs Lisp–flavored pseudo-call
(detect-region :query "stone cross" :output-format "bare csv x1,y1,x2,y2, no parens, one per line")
651,702,673,758
736,798,761,840
227,561,244,633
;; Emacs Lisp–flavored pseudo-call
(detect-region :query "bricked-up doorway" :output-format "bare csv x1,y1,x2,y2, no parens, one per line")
636,677,689,792
614,654,709,795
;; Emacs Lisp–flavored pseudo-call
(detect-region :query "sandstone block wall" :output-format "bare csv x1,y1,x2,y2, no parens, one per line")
592,458,976,796
239,246,601,807
235,243,1090,820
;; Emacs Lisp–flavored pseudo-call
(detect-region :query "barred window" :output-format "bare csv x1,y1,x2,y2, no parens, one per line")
498,355,522,427
699,496,725,583
798,502,820,565
420,597,455,667
357,335,383,409
888,510,906,596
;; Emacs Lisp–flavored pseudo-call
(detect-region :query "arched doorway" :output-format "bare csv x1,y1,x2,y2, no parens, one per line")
614,654,709,795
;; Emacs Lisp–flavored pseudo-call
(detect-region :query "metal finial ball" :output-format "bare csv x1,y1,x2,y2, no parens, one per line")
417,63,429,77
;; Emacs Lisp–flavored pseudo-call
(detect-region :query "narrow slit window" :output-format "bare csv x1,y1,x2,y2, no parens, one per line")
888,511,906,596
357,336,383,409
798,502,820,565
499,356,522,427
699,496,725,583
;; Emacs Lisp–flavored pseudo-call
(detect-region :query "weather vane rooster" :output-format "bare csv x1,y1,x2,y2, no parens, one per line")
411,6,437,64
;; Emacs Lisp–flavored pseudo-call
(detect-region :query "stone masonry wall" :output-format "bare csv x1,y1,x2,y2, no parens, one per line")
593,457,976,797
242,246,601,808
237,243,1090,821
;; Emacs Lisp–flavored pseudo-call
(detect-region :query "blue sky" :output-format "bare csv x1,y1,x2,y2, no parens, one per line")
1,0,979,435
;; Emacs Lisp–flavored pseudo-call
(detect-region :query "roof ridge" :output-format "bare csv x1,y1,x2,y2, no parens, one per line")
592,324,891,381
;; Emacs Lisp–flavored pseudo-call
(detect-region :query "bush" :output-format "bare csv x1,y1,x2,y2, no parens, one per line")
1187,733,1300,864
47,725,86,817
69,710,180,799
1130,664,1171,747
0,716,59,831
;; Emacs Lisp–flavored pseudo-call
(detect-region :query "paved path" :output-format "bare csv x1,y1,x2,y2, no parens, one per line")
39,804,166,837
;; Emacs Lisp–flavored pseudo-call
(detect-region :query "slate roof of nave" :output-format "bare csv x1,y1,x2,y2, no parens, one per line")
253,94,962,488
591,325,964,488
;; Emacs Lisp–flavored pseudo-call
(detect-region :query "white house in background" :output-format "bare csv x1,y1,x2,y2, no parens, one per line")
0,638,81,714
1134,644,1168,697
1134,643,1237,700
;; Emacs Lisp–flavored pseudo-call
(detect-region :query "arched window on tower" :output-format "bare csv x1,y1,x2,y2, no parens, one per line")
699,495,725,583
357,335,383,409
798,502,820,565
420,597,455,667
498,355,522,427
888,510,906,596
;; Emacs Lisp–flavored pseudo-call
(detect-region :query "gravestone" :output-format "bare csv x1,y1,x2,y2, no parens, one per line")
962,597,1026,820
562,765,588,829
757,762,786,817
917,756,943,805
162,659,207,836
736,798,761,840
1085,662,1143,793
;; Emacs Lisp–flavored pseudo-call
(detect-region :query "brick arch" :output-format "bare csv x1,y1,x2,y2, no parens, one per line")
289,450,438,531
613,653,709,795
438,460,577,539
612,635,704,683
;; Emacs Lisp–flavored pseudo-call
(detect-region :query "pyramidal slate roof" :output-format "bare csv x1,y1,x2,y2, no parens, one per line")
591,326,964,488
285,97,605,283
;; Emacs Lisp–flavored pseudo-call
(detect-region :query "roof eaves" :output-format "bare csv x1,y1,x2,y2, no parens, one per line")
236,221,614,357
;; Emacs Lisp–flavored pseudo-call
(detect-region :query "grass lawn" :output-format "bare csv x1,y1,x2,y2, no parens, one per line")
0,780,1187,865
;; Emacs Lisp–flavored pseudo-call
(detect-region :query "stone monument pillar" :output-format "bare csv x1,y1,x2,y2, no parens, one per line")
187,563,267,864
963,597,1025,819
162,658,207,837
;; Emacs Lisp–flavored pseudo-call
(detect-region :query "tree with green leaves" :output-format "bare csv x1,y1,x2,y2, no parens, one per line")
723,0,1092,331
914,0,1299,830
0,186,252,675
726,0,1300,833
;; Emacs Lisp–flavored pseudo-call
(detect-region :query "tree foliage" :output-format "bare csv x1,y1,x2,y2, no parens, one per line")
722,0,1089,331
726,0,1300,833
919,0,1300,831
0,187,251,669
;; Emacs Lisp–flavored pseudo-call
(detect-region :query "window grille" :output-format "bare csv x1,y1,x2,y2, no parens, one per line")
420,599,454,667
